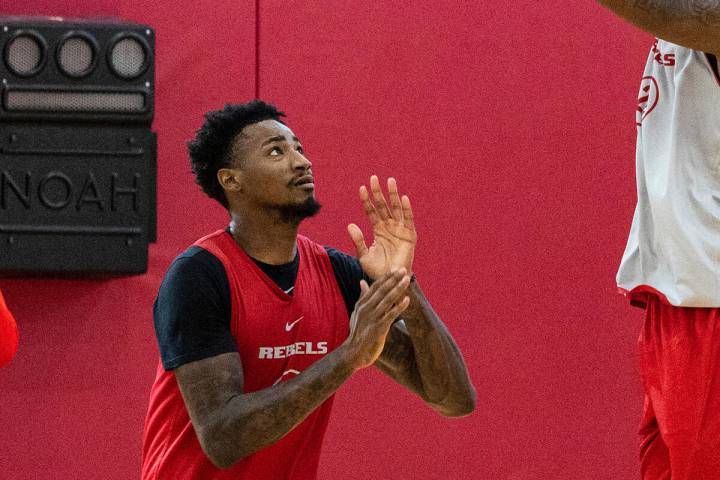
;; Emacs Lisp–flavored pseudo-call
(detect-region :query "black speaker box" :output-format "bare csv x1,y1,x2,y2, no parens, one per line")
0,17,156,275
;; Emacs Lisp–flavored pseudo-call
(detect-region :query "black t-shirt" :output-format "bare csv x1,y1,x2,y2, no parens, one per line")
154,234,367,370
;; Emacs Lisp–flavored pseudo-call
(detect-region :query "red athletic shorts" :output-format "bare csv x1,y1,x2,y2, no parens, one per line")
635,293,720,480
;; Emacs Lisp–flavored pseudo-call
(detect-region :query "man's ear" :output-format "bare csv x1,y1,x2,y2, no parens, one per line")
217,168,243,193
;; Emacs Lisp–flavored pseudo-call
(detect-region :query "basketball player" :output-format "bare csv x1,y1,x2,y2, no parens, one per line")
0,289,18,368
141,101,476,479
595,2,720,479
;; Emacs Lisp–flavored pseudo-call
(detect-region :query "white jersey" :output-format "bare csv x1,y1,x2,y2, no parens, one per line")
616,39,720,307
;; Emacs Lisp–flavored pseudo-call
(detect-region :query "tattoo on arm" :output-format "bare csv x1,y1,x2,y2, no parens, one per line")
692,1,720,26
632,0,720,26
375,281,476,417
175,349,355,468
634,0,658,12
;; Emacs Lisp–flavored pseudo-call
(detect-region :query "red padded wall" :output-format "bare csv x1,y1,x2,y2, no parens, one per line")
0,2,254,478
0,1,652,478
260,1,650,478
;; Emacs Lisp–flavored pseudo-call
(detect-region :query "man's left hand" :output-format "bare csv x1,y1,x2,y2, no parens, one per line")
348,175,417,280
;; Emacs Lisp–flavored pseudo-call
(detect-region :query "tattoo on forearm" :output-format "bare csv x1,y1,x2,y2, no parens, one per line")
376,284,475,416
634,0,660,12
177,350,355,466
633,0,720,26
693,1,720,26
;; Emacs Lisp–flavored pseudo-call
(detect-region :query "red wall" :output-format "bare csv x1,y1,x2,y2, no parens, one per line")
0,1,651,478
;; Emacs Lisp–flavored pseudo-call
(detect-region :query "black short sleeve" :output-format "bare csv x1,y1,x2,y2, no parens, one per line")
153,246,236,370
324,247,370,316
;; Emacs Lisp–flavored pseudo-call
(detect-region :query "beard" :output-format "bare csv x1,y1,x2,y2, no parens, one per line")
275,196,322,224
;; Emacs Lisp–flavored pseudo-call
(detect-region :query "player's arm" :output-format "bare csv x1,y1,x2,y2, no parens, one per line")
375,280,476,417
595,0,720,55
348,176,476,417
175,270,411,469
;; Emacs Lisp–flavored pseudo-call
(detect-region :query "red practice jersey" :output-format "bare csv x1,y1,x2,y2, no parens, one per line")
0,289,18,368
142,231,350,480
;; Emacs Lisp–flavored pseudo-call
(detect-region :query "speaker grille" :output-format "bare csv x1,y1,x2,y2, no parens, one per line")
5,90,146,113
6,35,43,76
58,36,94,77
110,37,146,78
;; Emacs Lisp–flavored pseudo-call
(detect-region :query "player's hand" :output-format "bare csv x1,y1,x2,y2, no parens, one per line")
348,176,417,280
343,269,411,370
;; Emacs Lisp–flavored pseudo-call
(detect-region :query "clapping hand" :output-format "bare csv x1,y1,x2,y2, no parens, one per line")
347,176,417,280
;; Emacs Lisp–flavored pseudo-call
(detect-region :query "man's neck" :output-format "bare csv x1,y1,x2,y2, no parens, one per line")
228,211,299,265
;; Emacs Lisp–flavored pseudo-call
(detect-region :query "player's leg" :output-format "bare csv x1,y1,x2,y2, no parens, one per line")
637,298,671,480
682,305,720,480
639,296,720,480
638,394,670,480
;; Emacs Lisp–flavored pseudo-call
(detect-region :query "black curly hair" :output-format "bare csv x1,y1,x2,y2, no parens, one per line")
188,100,286,208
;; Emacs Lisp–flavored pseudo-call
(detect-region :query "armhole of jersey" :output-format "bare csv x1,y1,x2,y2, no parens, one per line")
323,246,364,316
705,53,720,87
192,245,235,337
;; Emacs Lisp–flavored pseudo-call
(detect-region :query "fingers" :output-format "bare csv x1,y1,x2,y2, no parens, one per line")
347,223,369,258
383,295,410,324
359,279,369,297
359,269,400,309
361,268,409,312
359,185,380,226
361,176,413,230
401,194,415,231
370,175,392,221
375,273,411,317
387,177,403,222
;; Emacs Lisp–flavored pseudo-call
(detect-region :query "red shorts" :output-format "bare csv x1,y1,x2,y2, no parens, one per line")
636,293,720,480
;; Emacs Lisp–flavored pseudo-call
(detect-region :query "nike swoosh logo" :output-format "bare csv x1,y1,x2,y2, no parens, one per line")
285,316,303,332
273,369,301,386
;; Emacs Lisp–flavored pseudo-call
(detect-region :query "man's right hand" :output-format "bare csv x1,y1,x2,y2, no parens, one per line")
343,268,411,370
174,268,410,468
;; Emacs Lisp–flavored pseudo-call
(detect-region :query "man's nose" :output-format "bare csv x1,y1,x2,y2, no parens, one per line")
292,151,312,170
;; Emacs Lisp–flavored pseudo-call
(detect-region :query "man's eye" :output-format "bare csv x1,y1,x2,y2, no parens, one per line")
297,146,304,154
269,147,282,156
